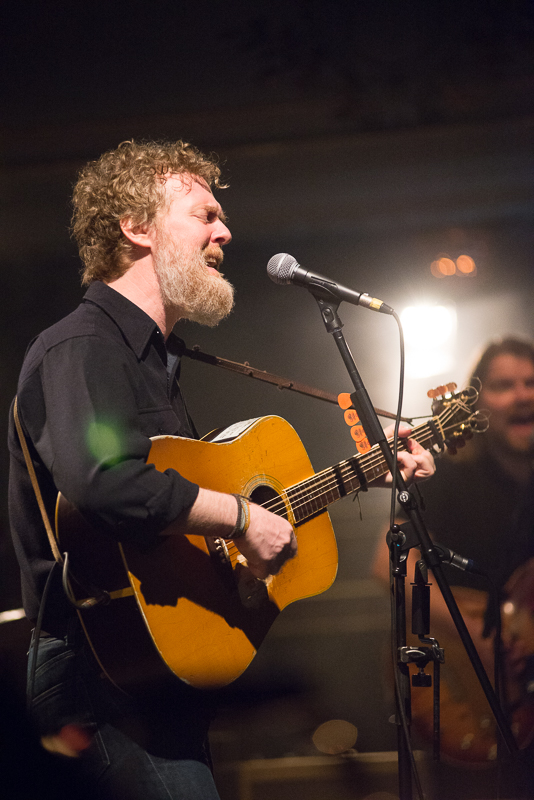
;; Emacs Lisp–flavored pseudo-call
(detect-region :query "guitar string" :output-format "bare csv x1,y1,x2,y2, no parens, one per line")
260,402,471,519
226,404,469,550
226,401,473,556
224,402,474,560
280,420,468,518
261,393,478,525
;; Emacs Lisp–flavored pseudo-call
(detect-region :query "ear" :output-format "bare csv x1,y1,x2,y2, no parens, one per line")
120,218,155,249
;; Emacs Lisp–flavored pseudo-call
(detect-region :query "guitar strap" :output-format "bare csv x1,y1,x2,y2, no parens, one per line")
13,396,63,566
182,345,411,422
14,398,134,612
14,397,70,710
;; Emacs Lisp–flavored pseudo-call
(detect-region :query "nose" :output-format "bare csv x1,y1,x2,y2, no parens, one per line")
211,219,232,246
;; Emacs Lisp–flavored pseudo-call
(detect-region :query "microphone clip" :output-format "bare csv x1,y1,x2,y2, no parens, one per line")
313,295,343,334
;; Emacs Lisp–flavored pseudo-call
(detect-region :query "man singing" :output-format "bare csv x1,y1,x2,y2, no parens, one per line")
9,139,434,799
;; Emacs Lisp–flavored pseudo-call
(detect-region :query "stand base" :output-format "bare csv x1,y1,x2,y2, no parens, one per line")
215,751,532,800
216,751,423,800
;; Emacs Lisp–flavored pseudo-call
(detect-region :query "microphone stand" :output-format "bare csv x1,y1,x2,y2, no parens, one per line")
311,291,518,800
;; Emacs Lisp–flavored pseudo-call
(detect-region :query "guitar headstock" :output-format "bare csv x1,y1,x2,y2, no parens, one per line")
336,384,488,458
428,383,488,455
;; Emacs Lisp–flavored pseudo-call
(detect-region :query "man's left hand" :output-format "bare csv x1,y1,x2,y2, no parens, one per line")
380,422,435,486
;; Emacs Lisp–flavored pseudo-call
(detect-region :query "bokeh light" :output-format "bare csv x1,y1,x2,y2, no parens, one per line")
430,253,477,277
312,719,358,755
456,254,476,274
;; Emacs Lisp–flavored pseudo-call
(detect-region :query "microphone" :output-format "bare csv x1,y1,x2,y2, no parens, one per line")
267,253,394,315
433,543,484,575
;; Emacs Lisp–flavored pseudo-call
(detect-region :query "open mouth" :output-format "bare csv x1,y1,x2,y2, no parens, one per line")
508,411,534,428
205,262,222,278
204,254,225,278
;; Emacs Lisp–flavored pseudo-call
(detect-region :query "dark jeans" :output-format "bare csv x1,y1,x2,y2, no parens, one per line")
28,620,221,800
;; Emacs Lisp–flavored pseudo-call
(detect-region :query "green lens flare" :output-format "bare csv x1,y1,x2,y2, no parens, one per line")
86,421,123,464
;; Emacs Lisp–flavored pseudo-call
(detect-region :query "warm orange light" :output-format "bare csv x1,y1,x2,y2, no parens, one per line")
431,252,478,279
430,260,445,278
456,254,476,274
438,257,456,276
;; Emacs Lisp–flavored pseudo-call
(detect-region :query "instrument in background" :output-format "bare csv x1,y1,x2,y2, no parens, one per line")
409,561,534,765
56,385,484,695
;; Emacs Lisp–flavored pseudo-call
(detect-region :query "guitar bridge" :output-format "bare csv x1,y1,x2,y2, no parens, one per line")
210,537,231,564
208,538,270,609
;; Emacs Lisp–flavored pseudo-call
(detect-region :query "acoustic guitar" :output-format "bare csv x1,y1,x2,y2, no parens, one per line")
55,386,483,695
409,562,534,765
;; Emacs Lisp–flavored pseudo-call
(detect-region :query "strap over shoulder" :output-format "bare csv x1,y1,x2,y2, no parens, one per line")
13,396,63,565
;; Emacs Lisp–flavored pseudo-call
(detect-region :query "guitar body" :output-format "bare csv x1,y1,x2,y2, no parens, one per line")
55,387,484,696
56,416,338,694
409,582,534,764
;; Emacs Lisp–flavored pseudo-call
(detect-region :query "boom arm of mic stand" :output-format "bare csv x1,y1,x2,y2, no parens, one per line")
311,292,518,788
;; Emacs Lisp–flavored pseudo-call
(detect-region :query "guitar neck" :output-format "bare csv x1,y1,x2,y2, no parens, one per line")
270,420,437,525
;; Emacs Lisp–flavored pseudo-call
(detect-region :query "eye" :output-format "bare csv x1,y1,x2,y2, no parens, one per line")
488,381,513,393
195,209,218,224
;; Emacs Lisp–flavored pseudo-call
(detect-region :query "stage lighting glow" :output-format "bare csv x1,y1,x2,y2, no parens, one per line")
401,305,457,378
430,253,477,278
457,254,476,274
438,257,456,276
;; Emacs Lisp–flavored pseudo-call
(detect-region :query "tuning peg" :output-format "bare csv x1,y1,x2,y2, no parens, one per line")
428,381,458,399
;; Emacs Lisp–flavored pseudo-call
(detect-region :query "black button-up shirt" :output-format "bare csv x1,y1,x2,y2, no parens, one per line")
8,282,200,625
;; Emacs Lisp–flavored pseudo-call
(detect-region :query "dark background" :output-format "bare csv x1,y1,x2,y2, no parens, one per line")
2,0,533,779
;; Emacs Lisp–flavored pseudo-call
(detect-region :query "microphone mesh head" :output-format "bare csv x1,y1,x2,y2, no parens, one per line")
267,253,298,284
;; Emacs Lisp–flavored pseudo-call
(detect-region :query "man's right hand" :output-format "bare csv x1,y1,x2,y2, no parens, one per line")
166,487,297,579
232,502,297,579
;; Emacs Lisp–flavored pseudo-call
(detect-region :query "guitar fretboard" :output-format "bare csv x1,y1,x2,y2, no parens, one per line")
265,420,437,525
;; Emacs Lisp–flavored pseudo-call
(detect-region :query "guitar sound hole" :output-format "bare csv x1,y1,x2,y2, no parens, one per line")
249,485,288,520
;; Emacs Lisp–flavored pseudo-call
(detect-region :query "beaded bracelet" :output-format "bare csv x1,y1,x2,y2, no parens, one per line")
227,494,251,540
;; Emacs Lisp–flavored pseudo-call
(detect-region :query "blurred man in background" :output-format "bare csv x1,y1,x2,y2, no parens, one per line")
372,336,534,787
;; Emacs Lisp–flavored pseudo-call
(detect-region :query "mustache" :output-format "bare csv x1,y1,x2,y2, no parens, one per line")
203,247,224,268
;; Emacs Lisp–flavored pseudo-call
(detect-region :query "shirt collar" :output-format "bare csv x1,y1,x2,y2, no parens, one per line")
82,281,184,359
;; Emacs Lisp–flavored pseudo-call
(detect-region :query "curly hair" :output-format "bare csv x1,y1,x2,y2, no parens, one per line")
71,139,226,285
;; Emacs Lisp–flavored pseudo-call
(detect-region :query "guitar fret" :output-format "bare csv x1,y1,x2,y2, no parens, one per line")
287,472,336,523
287,463,360,524
284,422,436,525
275,398,475,529
58,393,476,694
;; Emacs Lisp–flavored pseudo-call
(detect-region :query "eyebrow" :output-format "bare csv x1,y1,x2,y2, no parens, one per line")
205,204,228,225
